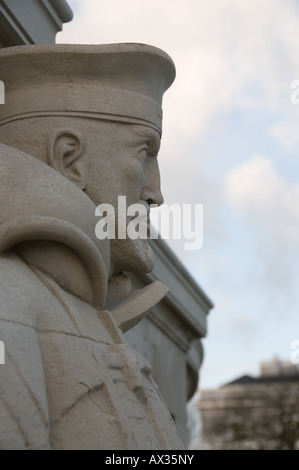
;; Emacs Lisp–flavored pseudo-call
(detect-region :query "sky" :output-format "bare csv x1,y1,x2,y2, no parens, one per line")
57,0,299,390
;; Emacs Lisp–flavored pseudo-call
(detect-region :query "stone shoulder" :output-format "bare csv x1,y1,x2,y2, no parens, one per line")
0,252,65,327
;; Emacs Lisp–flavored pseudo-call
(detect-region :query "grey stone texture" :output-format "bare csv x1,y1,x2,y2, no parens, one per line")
0,43,186,450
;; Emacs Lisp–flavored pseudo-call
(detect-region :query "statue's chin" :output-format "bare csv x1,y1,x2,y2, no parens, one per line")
110,237,154,275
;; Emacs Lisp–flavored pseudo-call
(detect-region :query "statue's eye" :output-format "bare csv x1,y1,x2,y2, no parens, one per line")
138,146,148,162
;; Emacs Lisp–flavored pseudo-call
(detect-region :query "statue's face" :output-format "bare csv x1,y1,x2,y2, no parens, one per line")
84,123,163,275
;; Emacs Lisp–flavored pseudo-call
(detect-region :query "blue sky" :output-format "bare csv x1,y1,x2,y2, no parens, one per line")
58,0,299,389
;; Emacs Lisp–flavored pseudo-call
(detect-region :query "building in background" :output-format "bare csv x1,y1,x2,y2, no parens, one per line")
198,357,299,450
0,0,73,46
0,0,213,447
127,239,213,445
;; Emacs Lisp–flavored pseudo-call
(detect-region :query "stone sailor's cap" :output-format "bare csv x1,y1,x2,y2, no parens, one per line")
0,43,176,134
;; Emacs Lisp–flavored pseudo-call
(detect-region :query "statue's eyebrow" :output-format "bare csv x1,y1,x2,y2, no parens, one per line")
132,126,161,155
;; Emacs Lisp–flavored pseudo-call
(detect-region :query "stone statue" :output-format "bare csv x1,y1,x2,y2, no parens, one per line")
0,44,184,450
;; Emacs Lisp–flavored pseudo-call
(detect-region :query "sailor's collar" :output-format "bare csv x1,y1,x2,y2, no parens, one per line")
0,143,109,309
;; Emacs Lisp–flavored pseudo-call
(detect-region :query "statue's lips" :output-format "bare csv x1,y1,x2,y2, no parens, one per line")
108,200,152,239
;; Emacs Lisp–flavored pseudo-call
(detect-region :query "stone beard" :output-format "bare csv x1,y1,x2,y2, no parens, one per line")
0,43,183,450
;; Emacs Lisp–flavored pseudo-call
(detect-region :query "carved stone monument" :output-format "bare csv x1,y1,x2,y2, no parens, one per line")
0,44,184,449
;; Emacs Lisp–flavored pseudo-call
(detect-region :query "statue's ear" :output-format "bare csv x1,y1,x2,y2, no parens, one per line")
47,129,86,190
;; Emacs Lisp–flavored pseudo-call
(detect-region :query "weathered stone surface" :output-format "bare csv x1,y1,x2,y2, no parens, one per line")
0,44,184,449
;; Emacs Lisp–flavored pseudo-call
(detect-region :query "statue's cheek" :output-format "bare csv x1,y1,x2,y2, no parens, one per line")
123,158,146,190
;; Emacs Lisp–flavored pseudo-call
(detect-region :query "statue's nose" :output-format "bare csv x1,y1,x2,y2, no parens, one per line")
141,157,164,207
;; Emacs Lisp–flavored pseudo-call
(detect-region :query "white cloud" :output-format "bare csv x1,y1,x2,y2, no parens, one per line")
60,0,299,148
268,112,299,151
225,155,299,296
225,154,299,244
